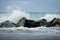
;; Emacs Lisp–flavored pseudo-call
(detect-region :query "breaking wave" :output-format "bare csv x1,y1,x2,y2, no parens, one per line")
7,10,30,24
0,11,60,33
0,10,30,24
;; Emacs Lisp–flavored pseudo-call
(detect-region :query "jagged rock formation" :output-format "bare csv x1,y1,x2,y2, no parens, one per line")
0,17,60,28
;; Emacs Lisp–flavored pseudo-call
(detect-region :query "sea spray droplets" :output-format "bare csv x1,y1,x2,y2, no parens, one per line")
8,10,30,24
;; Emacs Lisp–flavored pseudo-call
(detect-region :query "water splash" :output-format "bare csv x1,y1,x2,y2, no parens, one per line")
7,9,30,24
0,14,10,23
40,14,60,21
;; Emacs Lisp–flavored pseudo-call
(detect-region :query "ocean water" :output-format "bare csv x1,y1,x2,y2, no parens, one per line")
0,10,60,40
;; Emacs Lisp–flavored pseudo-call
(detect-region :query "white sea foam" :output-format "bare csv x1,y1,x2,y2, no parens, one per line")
7,9,30,24
0,26,59,34
40,14,60,22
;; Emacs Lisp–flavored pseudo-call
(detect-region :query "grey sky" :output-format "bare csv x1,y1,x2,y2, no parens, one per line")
0,0,60,12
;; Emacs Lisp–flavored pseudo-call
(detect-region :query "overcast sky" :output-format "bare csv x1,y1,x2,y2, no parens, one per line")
0,0,60,12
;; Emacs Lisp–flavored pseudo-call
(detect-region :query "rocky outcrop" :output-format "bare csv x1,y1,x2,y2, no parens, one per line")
0,17,60,28
23,18,47,28
23,18,60,27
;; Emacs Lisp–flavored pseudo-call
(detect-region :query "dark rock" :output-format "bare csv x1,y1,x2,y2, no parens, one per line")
37,19,47,26
46,18,60,27
22,18,47,28
0,17,60,28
